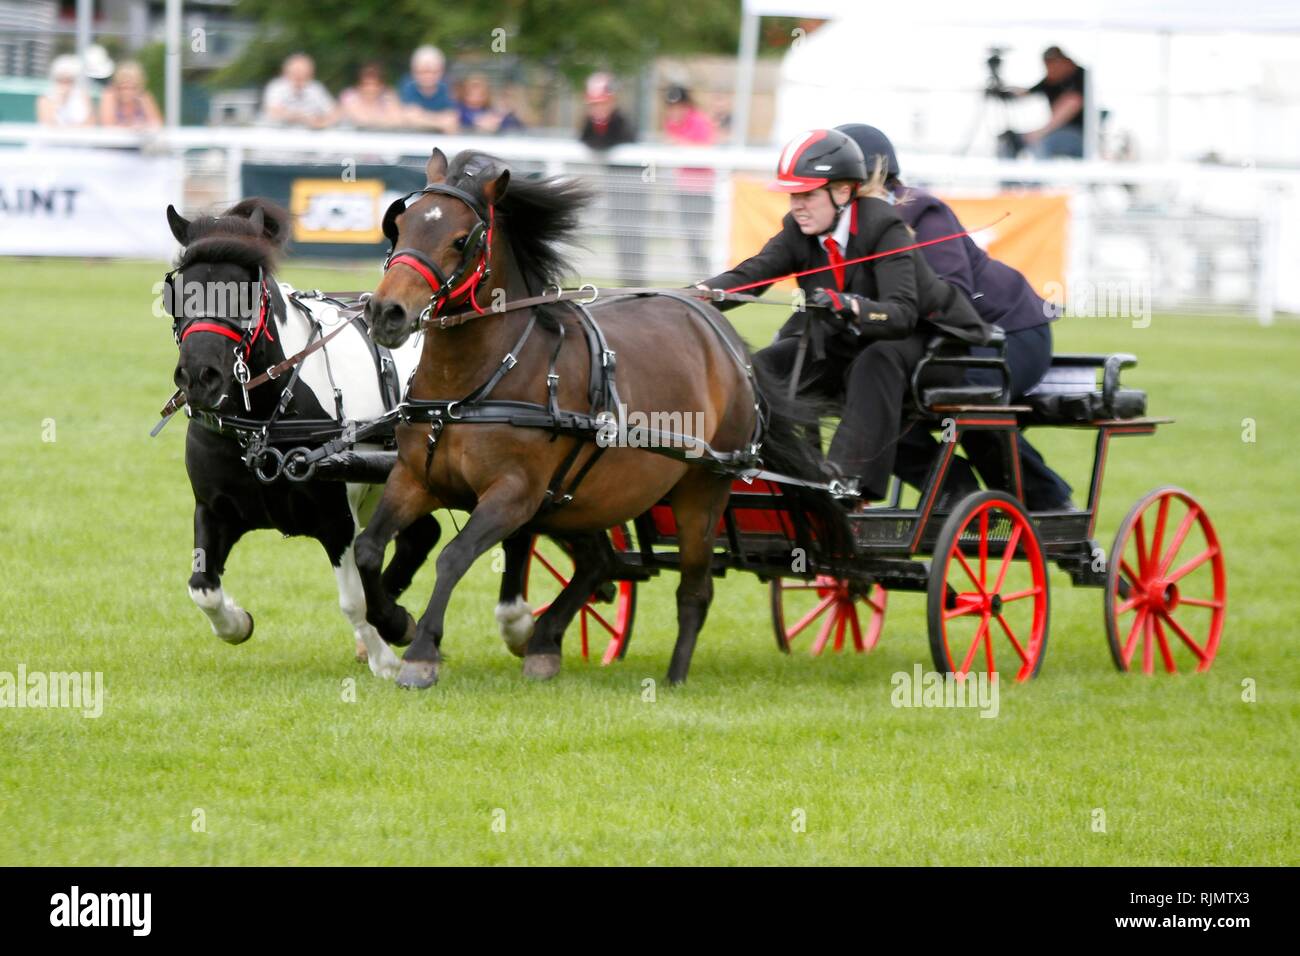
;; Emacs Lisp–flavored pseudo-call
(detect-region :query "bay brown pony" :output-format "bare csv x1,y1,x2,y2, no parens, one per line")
356,148,843,688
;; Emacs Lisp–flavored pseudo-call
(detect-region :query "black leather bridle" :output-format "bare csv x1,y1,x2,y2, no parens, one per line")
381,182,494,330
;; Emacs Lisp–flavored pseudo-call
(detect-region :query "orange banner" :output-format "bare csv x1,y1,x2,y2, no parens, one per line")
730,175,1069,303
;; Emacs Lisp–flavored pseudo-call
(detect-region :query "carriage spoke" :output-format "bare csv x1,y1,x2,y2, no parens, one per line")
1121,608,1146,666
944,595,982,620
1141,612,1155,674
1000,586,1041,603
583,602,616,636
1158,609,1208,662
994,613,1030,666
978,509,989,588
1152,614,1177,673
1156,508,1199,578
787,595,837,640
1178,596,1223,609
1115,593,1140,616
1119,559,1142,590
847,602,865,652
990,525,1022,596
865,587,886,614
1133,513,1149,576
533,550,570,587
531,600,554,619
1167,546,1219,584
954,551,986,595
832,605,848,652
958,616,989,676
810,602,839,655
1149,495,1171,574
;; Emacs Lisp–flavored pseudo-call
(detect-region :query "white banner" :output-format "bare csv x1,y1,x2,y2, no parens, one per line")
0,147,181,258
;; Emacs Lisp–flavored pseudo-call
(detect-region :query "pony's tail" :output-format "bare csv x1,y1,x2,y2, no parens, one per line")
749,356,854,559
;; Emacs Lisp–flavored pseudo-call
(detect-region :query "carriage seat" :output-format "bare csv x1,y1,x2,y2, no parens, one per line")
910,328,1011,414
1020,353,1147,424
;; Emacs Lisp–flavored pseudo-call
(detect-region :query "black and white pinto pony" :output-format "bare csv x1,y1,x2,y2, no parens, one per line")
165,199,445,678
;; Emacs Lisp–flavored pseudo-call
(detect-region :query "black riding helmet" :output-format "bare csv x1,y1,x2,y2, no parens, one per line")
770,128,868,193
835,123,900,179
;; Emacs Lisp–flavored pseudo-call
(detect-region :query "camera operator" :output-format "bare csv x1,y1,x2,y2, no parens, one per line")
993,46,1086,159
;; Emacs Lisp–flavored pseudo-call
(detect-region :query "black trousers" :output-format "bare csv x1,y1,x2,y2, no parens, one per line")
758,331,957,500
894,323,1073,508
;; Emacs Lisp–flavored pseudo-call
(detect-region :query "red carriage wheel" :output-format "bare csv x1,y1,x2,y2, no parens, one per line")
1105,486,1225,674
524,525,637,665
769,577,887,655
927,491,1050,683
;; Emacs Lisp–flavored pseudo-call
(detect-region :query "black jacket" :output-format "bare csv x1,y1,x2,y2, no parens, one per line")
701,196,990,351
895,186,1056,332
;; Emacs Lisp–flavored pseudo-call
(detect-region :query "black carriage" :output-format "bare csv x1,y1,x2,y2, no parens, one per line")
529,331,1226,681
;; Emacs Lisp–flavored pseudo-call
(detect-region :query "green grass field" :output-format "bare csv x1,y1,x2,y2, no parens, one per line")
2,257,1297,865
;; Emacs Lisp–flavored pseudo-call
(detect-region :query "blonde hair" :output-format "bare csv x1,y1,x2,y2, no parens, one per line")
113,61,145,90
856,155,890,200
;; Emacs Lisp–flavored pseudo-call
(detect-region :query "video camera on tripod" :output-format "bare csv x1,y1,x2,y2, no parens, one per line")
985,46,1012,98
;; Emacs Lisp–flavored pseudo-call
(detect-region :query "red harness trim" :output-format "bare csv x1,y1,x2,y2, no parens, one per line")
181,321,244,344
387,207,494,321
389,254,441,290
177,282,272,345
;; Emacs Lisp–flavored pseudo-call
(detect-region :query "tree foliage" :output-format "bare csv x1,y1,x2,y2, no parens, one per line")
218,0,743,91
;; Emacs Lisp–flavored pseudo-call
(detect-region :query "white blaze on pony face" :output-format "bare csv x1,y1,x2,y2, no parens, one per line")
424,206,443,222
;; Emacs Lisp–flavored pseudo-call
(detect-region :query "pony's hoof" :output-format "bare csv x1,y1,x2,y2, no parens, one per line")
354,637,368,663
219,611,254,645
522,653,562,681
396,659,439,689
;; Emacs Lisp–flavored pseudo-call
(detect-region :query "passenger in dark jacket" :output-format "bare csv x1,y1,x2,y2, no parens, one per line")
836,123,1074,509
699,129,989,501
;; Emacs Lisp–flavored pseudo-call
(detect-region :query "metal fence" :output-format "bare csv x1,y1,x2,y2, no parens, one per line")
2,123,1294,320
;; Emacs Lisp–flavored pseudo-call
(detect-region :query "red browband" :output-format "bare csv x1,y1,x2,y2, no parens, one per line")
387,207,494,320
181,321,243,343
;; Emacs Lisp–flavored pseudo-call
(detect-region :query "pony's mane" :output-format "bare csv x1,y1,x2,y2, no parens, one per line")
174,198,291,274
447,151,592,293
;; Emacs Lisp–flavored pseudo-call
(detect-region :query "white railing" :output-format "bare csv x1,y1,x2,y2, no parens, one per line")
2,123,1294,321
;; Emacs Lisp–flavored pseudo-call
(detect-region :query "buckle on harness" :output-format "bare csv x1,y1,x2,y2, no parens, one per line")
601,349,616,369
503,353,517,370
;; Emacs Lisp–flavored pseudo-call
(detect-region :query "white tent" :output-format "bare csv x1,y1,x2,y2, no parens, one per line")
734,0,1300,164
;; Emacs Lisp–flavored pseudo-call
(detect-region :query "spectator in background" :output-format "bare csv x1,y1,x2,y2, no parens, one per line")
400,46,458,132
37,55,94,127
1000,46,1086,159
339,62,403,129
662,84,715,277
457,74,523,134
578,73,642,285
261,53,337,128
579,72,635,150
99,61,161,130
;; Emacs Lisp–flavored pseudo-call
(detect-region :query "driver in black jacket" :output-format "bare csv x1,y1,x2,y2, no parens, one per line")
697,128,991,501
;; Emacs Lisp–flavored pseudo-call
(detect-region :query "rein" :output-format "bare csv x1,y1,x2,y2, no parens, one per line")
423,212,1008,330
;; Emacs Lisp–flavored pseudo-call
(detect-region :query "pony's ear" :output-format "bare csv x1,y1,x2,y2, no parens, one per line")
426,148,448,184
166,204,190,244
483,167,510,206
248,206,265,237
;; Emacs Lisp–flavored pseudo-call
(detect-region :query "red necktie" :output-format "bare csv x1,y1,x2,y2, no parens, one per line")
824,237,846,290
